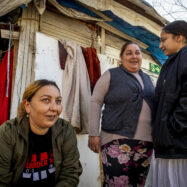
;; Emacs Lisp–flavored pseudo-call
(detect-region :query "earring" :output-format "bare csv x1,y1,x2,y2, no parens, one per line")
26,113,29,117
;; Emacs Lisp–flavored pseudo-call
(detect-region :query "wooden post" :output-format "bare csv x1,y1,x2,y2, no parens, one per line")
101,27,105,54
11,40,19,106
10,3,39,118
99,151,104,187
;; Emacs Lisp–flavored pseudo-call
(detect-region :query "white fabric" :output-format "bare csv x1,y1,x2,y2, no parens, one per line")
61,40,91,134
98,54,118,74
48,0,104,21
151,157,187,187
0,0,31,17
77,0,164,36
0,0,105,21
34,0,46,15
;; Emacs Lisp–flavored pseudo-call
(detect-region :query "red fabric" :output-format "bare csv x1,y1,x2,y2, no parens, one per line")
82,47,101,91
58,41,67,70
0,48,13,125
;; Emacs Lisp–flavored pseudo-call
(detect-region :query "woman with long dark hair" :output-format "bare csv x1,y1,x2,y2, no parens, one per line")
152,20,187,187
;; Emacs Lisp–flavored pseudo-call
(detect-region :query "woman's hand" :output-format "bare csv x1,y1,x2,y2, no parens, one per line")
88,136,101,153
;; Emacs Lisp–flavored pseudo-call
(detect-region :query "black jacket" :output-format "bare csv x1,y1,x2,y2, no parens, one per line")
152,46,187,159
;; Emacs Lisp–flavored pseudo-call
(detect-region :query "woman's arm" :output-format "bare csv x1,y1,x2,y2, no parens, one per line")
88,71,110,153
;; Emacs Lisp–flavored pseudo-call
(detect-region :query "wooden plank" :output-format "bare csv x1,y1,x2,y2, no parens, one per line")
26,5,34,86
0,22,20,31
101,27,105,54
40,10,93,47
99,151,104,187
10,3,39,118
40,21,92,47
40,21,92,42
1,29,20,40
97,22,148,49
41,21,92,41
10,40,19,108
31,5,39,82
113,0,165,26
10,7,27,118
76,0,112,22
20,4,32,99
26,5,39,87
105,45,120,59
42,10,92,38
41,26,91,48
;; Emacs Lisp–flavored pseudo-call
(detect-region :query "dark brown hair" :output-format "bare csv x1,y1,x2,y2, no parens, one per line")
120,41,140,57
163,20,187,43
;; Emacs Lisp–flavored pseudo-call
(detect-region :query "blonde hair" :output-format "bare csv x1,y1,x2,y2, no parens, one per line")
17,79,60,118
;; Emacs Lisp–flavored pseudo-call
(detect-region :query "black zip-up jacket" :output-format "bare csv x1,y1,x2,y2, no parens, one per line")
152,46,187,159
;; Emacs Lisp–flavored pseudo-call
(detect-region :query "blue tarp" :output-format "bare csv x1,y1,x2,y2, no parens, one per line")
102,10,167,65
56,0,102,19
56,0,167,65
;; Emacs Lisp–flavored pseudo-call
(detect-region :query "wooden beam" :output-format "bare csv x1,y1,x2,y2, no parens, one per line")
0,23,20,31
76,1,112,21
10,40,19,108
1,29,20,40
114,0,165,26
10,3,39,118
99,151,104,187
97,22,148,49
101,27,105,54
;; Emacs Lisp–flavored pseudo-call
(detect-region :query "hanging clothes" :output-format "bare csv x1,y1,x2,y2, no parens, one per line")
58,40,67,70
82,47,101,91
0,48,13,125
59,40,91,134
98,54,118,74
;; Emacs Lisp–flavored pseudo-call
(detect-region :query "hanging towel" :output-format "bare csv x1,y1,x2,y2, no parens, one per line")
60,40,91,134
0,48,13,125
82,47,101,91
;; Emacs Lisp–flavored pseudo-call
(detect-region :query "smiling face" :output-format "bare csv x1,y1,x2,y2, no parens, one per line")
121,44,142,73
159,30,185,56
24,85,62,135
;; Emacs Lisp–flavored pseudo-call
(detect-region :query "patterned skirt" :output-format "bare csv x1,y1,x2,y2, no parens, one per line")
101,138,153,187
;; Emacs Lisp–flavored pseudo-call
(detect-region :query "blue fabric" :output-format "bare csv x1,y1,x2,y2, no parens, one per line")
20,4,26,9
55,1,167,65
56,0,102,19
102,10,167,65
